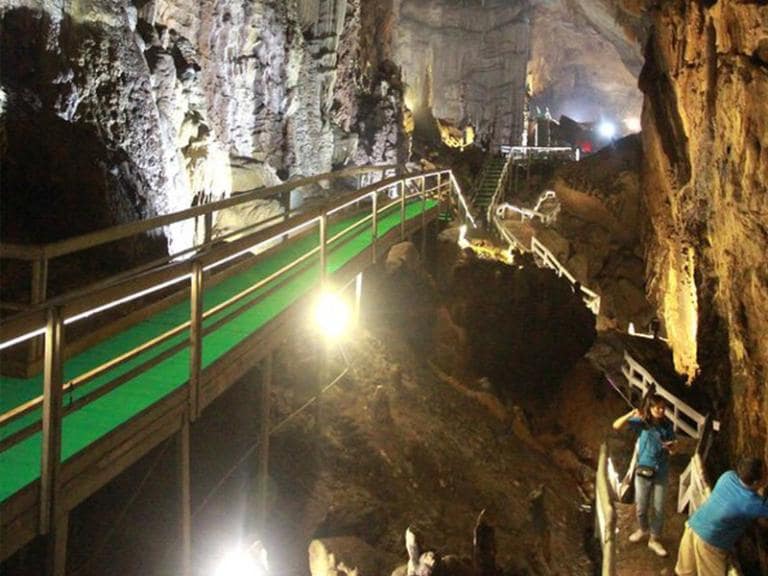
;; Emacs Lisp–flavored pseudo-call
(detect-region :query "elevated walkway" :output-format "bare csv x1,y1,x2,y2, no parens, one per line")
0,167,469,569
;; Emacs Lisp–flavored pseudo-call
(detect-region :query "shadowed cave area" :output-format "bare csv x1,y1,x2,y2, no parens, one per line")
1,1,767,575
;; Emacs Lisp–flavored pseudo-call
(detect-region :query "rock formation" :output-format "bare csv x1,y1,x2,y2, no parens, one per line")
0,0,408,255
640,3,768,476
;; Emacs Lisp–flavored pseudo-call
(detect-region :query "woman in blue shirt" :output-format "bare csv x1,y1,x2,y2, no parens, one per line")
613,394,676,557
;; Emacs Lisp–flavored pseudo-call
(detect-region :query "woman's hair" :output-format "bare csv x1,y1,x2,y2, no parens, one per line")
737,457,765,486
641,394,667,421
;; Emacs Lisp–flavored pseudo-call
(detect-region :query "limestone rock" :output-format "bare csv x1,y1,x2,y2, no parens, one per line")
309,537,398,576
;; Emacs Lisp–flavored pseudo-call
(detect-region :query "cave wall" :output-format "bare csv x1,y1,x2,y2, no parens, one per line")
640,2,768,469
393,0,530,148
0,0,407,253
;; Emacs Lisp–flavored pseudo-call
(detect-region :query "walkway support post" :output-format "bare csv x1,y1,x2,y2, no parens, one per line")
41,306,66,576
257,352,272,534
371,191,378,263
420,177,427,257
319,214,328,285
354,272,363,326
178,412,191,576
400,180,406,240
189,261,203,420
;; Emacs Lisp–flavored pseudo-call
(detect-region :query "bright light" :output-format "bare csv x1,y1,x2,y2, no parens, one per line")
624,116,641,133
215,547,266,576
597,121,616,140
314,291,351,339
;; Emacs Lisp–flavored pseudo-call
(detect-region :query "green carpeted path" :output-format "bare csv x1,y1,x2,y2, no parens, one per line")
0,199,436,502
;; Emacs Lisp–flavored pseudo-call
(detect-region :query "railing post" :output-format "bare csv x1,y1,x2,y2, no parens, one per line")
178,411,191,576
203,212,213,245
371,191,378,264
354,272,363,326
420,177,427,257
400,180,406,240
189,261,203,420
319,213,328,285
29,256,49,366
257,352,272,534
40,305,68,576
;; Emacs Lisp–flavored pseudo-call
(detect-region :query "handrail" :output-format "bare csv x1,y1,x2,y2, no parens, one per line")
500,145,579,161
0,169,458,454
596,443,617,576
621,351,706,438
485,155,513,225
0,164,399,261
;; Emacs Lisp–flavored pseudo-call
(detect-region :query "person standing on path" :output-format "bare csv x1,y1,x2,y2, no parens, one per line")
613,394,677,557
675,457,768,576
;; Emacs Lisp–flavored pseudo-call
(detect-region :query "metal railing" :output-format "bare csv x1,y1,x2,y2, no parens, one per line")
0,169,464,539
596,443,617,576
499,145,580,162
0,165,402,313
494,190,560,226
621,351,706,438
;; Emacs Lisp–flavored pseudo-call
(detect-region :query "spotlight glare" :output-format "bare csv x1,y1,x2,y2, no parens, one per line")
314,291,351,339
215,547,264,576
597,121,616,139
623,116,641,133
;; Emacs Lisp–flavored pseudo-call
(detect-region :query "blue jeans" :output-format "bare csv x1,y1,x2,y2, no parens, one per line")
635,473,667,536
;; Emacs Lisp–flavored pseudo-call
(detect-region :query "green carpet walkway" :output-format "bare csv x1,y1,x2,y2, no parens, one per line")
0,199,436,503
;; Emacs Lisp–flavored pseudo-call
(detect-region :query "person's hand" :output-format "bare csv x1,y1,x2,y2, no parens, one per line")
663,441,677,454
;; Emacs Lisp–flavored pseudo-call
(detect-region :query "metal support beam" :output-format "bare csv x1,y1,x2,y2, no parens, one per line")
371,192,378,263
400,181,406,240
41,306,65,576
203,212,213,245
420,177,427,257
257,353,272,533
354,272,363,326
178,413,191,576
189,261,203,420
319,214,328,285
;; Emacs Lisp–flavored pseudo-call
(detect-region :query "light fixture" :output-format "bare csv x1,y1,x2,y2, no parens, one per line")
597,121,616,140
314,290,351,339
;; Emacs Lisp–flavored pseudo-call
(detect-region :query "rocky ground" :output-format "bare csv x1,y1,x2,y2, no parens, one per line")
36,241,632,576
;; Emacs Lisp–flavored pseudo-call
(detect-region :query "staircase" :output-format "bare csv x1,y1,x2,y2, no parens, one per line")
472,156,507,215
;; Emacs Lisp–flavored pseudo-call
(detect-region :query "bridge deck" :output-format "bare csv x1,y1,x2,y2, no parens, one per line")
0,199,437,504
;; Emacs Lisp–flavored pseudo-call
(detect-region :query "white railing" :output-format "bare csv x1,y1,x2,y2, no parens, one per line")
621,351,706,438
499,145,580,162
485,155,513,225
628,321,669,343
596,443,617,576
488,213,600,314
678,452,711,514
495,190,560,226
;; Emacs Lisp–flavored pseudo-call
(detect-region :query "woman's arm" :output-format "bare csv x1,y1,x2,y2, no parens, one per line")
612,408,640,431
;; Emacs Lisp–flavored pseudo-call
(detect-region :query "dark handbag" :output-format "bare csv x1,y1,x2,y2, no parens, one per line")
636,465,656,479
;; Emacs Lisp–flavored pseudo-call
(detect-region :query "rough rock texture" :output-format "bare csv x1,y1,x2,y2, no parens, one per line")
545,134,652,331
0,0,407,255
394,0,644,144
641,2,767,453
528,0,644,124
394,0,530,148
640,4,767,568
445,255,596,399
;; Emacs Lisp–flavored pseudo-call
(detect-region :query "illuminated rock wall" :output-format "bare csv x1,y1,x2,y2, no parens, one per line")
394,0,530,148
0,0,406,253
641,3,768,475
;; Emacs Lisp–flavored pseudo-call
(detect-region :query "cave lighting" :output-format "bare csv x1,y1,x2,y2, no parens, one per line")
597,120,616,139
314,290,351,339
457,224,471,249
214,546,267,576
623,116,641,133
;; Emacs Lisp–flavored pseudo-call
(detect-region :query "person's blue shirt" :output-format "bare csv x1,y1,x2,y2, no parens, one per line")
628,416,675,478
689,470,768,550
